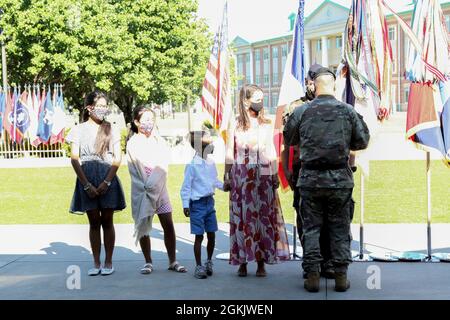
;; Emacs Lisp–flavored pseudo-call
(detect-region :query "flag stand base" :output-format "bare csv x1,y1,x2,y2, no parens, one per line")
392,251,428,262
430,253,450,262
352,251,373,262
368,251,400,262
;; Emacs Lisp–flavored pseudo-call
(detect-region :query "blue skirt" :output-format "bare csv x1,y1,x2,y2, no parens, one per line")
70,160,126,214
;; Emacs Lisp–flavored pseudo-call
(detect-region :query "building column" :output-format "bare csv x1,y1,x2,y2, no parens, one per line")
321,36,329,67
304,39,311,75
341,32,345,57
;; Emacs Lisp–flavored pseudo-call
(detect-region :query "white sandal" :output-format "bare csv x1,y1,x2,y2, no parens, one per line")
140,263,153,274
168,261,187,273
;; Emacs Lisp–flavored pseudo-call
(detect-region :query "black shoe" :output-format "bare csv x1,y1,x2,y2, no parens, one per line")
304,272,320,292
334,272,350,292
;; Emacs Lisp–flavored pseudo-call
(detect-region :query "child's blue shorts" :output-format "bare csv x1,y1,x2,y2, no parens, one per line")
189,195,218,235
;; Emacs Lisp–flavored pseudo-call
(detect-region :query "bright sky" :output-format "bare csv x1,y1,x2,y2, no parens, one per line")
197,0,448,43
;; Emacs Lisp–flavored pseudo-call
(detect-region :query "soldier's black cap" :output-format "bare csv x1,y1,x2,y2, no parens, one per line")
306,63,323,81
313,67,336,80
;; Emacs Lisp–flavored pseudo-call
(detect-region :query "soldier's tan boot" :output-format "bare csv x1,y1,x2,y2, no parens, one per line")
334,272,350,292
304,272,320,292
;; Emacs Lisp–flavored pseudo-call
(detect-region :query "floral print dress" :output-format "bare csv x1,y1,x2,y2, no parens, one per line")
226,117,290,265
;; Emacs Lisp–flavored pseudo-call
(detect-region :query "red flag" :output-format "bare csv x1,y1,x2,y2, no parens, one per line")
2,90,12,138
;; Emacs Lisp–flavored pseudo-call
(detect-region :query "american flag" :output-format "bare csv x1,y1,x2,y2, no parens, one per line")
201,2,232,141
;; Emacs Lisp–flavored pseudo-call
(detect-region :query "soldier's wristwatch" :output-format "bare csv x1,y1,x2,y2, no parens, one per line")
104,180,111,187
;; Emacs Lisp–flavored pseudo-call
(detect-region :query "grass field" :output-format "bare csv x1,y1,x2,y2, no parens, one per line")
0,161,449,224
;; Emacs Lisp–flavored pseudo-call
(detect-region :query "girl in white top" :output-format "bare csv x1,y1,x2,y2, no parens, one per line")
66,91,126,276
126,106,187,274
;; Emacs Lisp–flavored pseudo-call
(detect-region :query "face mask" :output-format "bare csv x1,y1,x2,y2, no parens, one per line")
90,107,111,121
140,122,154,135
249,101,264,113
202,142,214,154
305,87,315,100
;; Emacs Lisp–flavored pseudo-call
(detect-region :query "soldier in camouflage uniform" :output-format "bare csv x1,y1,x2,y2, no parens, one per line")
283,67,370,292
281,64,334,279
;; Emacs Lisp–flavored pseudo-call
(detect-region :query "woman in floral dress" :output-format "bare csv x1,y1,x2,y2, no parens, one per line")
223,84,290,277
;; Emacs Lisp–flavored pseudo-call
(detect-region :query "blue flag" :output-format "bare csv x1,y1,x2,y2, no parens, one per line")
291,0,305,87
13,94,31,143
37,90,54,143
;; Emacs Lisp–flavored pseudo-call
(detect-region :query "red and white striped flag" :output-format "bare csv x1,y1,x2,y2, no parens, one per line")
201,1,232,141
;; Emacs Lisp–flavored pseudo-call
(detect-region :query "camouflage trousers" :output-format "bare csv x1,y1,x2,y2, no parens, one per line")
294,197,332,270
299,187,355,274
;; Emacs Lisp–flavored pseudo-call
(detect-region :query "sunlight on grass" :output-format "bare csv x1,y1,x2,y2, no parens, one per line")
0,161,448,224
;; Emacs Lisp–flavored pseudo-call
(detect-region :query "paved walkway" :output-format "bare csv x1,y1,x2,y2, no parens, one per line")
1,223,450,300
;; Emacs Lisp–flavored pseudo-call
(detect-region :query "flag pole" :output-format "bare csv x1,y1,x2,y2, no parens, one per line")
359,171,364,259
426,151,432,260
291,210,301,260
187,94,192,132
0,8,7,94
1,40,6,93
353,169,372,261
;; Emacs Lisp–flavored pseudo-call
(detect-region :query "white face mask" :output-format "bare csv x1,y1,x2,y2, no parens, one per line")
139,122,154,135
90,107,111,121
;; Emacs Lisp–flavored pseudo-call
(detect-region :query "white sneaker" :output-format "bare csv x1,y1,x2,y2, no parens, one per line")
88,268,101,276
101,266,115,276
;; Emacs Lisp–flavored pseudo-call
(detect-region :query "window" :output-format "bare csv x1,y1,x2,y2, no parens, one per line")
271,93,279,109
237,54,244,76
272,47,279,85
388,26,396,40
264,95,269,109
282,44,288,57
272,73,279,85
263,48,269,60
255,75,261,86
245,54,251,82
389,26,397,73
404,87,410,103
263,47,269,87
281,44,288,72
336,36,342,49
254,50,261,86
263,74,269,87
255,50,260,62
316,40,322,51
446,15,450,31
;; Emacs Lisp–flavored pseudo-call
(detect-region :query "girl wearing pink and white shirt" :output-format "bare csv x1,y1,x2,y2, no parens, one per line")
126,106,187,275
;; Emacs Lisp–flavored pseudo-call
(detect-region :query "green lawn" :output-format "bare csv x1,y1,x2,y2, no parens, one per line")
0,161,449,224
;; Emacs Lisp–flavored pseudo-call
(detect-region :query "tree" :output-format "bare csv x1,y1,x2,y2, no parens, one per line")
0,0,212,122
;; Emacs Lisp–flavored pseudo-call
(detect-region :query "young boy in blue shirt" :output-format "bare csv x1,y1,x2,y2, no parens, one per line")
180,131,223,279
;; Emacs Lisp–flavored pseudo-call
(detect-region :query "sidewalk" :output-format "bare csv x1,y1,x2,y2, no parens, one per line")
1,223,450,300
